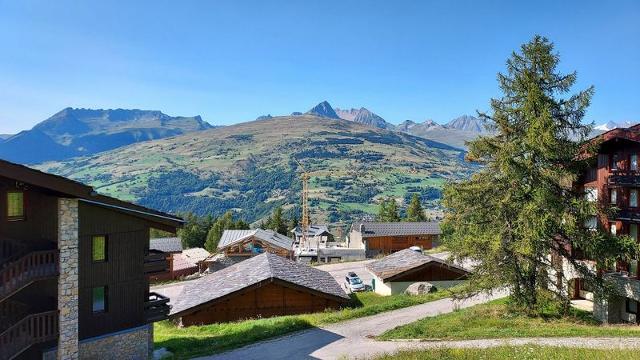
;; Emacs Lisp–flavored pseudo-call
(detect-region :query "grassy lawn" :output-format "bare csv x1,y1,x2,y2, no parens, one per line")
155,289,456,359
379,297,640,341
370,346,638,360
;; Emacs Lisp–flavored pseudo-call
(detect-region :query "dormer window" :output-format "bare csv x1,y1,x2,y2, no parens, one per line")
7,191,24,220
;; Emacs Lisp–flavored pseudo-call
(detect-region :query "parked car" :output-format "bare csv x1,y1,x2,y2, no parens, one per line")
345,272,365,292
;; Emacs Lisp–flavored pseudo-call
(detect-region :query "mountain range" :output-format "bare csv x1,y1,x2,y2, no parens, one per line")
36,112,474,223
6,100,634,224
0,108,211,164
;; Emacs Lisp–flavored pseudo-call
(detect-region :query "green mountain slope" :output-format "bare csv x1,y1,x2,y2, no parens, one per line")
36,115,475,223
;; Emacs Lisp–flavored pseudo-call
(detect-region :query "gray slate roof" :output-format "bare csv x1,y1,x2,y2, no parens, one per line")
291,225,331,237
366,248,469,280
170,252,349,316
352,222,441,238
149,237,183,253
217,229,293,250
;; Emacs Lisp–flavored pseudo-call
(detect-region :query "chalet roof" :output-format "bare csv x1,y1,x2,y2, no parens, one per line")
182,247,210,264
172,253,198,272
169,252,349,316
0,158,183,231
352,222,441,238
366,248,469,281
218,229,293,250
291,225,331,237
149,237,183,254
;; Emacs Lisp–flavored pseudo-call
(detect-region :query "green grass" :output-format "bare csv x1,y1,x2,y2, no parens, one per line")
370,346,639,360
379,297,640,341
155,289,456,359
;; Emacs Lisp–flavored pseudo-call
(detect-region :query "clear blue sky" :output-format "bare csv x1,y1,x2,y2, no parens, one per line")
0,0,638,134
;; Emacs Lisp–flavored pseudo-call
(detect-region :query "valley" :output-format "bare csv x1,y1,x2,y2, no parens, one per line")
36,114,475,223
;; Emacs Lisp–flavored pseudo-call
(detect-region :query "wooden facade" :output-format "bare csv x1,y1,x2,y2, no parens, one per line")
578,137,640,278
78,202,151,339
178,280,344,326
221,238,292,258
366,235,435,255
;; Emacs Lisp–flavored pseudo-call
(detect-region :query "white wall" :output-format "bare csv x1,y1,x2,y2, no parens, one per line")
370,272,464,296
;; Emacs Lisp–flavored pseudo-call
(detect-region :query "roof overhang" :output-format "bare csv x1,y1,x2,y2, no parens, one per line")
170,277,349,319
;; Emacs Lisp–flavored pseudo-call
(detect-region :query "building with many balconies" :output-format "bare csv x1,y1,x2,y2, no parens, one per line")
556,125,640,324
0,159,183,359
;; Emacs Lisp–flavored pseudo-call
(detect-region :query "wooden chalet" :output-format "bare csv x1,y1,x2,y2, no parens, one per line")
366,248,470,296
0,158,183,359
216,229,293,258
349,222,440,256
164,252,349,326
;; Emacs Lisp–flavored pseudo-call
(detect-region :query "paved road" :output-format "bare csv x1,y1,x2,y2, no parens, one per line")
315,259,375,288
197,290,509,360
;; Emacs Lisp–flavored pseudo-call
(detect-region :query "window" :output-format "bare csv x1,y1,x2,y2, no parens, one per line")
92,286,107,313
585,188,598,202
632,190,638,208
632,155,638,171
92,235,107,262
7,191,24,220
631,224,638,241
585,216,598,230
612,153,619,170
611,189,618,204
611,223,617,235
626,298,638,315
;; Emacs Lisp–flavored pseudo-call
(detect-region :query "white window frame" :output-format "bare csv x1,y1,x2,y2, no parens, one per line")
585,188,598,202
611,189,618,204
632,154,638,171
611,223,617,235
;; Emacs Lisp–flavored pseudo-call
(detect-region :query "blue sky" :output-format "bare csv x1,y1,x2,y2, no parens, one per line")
0,0,638,134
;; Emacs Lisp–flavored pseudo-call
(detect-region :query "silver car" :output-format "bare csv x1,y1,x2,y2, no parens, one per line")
345,272,365,292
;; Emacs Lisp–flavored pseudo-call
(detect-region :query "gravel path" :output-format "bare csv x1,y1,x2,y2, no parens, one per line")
197,290,510,360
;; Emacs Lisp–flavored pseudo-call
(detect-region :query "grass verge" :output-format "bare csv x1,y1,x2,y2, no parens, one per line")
370,346,639,360
155,289,455,359
379,297,640,340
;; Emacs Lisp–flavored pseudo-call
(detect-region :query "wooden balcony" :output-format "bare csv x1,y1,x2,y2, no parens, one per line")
608,170,640,187
614,209,640,223
0,310,58,360
144,292,170,323
0,250,58,303
144,251,169,275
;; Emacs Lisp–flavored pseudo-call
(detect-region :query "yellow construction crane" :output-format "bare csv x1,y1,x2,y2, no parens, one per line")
294,158,310,250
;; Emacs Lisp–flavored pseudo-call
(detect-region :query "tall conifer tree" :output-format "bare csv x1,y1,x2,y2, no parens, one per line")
442,36,637,310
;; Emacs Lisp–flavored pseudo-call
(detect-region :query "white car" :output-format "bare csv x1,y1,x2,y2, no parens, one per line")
345,272,366,292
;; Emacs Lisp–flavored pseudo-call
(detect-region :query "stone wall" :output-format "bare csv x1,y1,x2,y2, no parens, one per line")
79,324,153,360
43,325,153,360
58,198,79,360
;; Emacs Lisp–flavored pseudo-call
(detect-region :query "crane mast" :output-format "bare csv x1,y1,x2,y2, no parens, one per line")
294,158,310,251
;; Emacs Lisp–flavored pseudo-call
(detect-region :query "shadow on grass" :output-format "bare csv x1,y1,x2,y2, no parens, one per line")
156,317,329,359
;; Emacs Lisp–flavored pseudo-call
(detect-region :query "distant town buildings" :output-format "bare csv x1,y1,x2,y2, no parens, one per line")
348,222,440,256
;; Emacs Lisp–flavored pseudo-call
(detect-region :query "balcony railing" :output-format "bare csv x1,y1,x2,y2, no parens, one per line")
614,209,640,223
608,170,640,186
0,310,58,360
144,292,170,323
144,251,169,275
0,250,58,302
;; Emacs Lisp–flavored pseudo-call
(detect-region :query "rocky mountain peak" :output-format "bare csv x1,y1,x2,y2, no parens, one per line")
306,101,340,119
